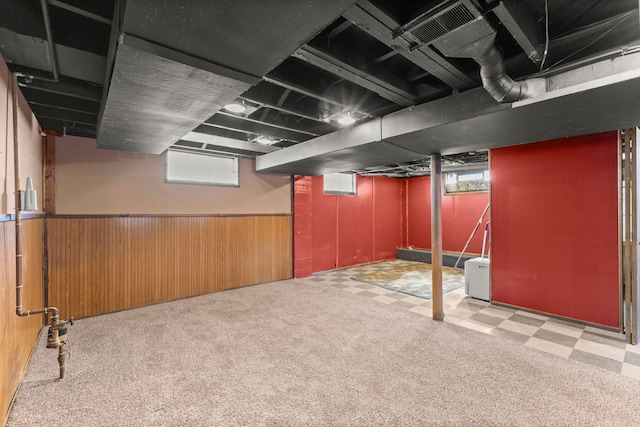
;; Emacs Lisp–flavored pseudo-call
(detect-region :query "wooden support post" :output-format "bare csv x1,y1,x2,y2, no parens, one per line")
43,134,56,215
623,129,631,341
631,128,638,344
431,153,444,321
622,128,638,345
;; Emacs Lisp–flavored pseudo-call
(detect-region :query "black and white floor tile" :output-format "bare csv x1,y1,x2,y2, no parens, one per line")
308,260,640,380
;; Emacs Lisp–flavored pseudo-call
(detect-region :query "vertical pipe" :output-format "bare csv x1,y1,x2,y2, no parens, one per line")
12,75,67,378
12,75,57,322
12,74,24,316
40,0,59,81
431,153,444,321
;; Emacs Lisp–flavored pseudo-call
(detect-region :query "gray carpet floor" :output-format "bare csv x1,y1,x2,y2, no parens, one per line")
7,278,640,426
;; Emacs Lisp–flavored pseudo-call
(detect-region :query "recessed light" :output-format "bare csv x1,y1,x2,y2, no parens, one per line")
338,116,356,125
256,136,273,145
224,103,246,113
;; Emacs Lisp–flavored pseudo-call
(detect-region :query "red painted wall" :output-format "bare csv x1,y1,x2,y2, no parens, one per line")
374,177,406,260
293,175,404,275
336,177,375,267
405,176,489,254
293,176,313,278
491,132,619,328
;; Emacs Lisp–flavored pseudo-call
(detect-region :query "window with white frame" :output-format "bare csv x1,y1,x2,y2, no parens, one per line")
445,170,490,194
166,150,239,186
324,173,356,195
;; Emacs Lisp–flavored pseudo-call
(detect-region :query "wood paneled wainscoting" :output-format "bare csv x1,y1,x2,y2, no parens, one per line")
1,218,45,426
47,215,292,320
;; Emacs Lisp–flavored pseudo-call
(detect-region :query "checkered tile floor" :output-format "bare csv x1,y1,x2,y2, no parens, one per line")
308,260,640,380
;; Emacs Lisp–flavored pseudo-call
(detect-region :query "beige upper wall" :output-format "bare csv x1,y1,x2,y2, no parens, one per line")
0,55,44,215
55,136,291,215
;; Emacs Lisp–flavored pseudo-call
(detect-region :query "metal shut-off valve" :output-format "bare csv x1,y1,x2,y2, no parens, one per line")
46,316,74,379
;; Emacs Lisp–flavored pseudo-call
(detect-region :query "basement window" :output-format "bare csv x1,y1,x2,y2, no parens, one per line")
324,173,356,196
445,170,490,195
166,150,239,186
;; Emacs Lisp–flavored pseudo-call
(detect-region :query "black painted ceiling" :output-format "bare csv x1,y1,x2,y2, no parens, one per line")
0,0,638,175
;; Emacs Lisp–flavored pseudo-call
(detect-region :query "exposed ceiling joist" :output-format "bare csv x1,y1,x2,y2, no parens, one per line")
48,0,112,25
293,45,417,106
492,0,543,66
217,111,319,137
203,114,312,143
3,0,639,174
31,104,97,126
13,70,103,102
180,131,279,154
262,75,373,118
20,87,100,114
344,1,475,90
239,92,337,125
38,117,96,137
257,52,640,175
0,27,106,84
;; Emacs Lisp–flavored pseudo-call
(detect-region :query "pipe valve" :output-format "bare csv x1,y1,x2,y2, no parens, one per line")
46,316,73,379
46,318,70,348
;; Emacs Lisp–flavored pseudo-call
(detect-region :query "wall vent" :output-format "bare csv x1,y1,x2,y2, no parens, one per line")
394,0,482,48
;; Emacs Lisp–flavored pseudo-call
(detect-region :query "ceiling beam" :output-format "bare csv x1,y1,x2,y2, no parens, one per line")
204,114,311,143
374,50,398,64
48,0,112,25
181,131,279,154
492,0,543,66
328,20,352,40
21,87,100,114
172,141,261,159
294,45,416,106
38,117,96,137
343,2,475,91
257,52,640,175
193,124,253,141
30,104,98,126
263,75,374,118
12,64,103,101
0,28,106,84
239,93,337,126
216,111,320,137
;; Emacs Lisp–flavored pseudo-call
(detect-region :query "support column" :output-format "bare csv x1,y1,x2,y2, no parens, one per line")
431,153,444,321
43,134,56,215
621,128,637,344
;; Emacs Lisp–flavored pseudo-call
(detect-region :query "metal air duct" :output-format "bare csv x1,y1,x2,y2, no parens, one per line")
396,0,545,102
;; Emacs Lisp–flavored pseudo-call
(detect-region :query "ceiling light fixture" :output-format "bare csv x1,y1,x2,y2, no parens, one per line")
255,136,280,145
224,103,246,113
337,115,356,125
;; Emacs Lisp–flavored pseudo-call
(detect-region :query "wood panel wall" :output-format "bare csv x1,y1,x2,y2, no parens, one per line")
1,219,45,426
47,215,292,319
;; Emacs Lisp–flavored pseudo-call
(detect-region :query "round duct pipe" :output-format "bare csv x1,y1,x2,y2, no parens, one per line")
474,42,546,103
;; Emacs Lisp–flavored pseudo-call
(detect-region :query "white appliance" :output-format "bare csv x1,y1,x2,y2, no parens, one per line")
464,221,490,301
465,257,490,301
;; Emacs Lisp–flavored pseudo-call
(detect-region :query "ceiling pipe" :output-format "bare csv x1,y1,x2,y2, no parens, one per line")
39,0,60,81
